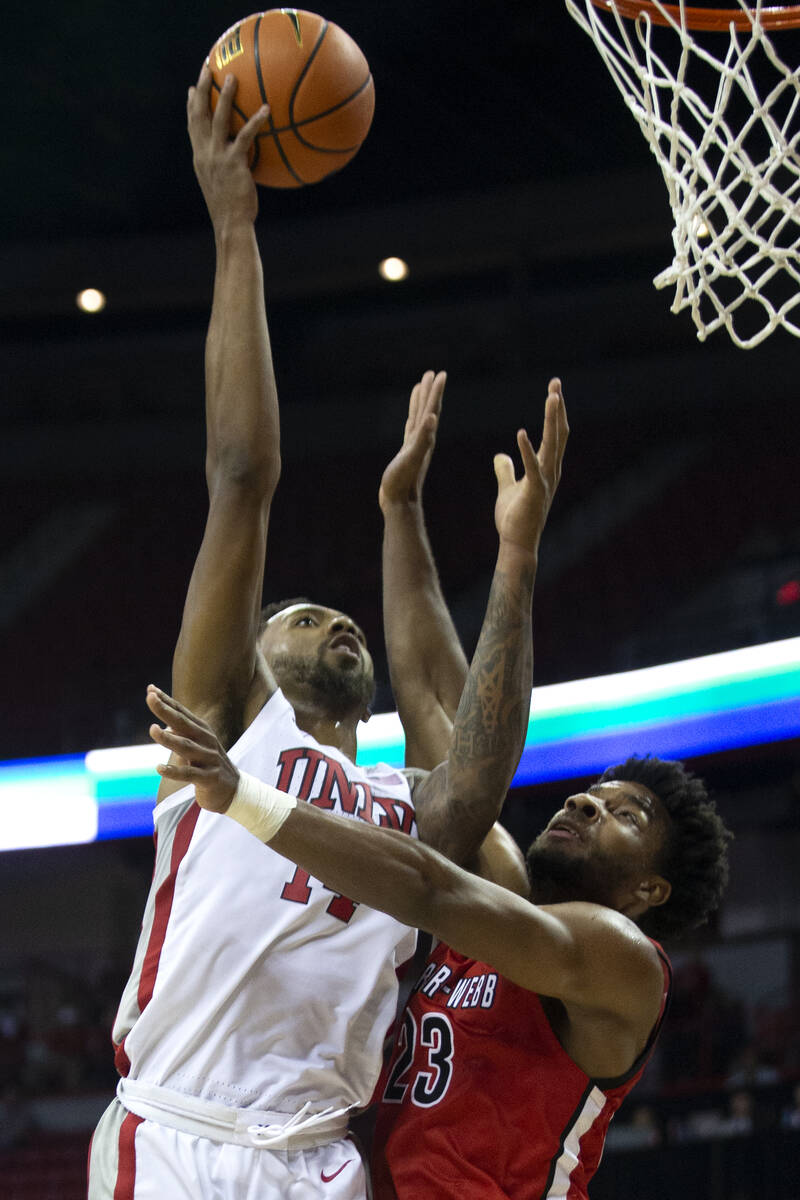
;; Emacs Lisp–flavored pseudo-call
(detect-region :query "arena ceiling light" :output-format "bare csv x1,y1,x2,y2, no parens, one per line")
76,287,107,313
379,257,409,282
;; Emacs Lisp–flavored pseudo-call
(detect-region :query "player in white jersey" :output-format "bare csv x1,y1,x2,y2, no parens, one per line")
87,62,568,1200
89,688,420,1198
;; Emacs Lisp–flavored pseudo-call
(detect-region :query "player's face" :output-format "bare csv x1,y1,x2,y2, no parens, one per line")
259,603,375,714
526,780,670,912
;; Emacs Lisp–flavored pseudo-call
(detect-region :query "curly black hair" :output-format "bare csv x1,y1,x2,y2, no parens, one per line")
258,597,315,634
596,755,732,943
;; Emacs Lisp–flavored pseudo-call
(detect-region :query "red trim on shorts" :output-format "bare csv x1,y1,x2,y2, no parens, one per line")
137,804,200,1012
114,1112,144,1200
114,1038,131,1077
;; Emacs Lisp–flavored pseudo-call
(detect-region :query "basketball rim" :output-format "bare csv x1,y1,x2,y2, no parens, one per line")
585,1,800,30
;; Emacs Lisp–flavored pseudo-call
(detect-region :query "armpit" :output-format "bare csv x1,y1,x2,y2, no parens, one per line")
402,767,430,792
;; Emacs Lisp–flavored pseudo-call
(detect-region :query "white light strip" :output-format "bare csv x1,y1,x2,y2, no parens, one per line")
0,776,97,851
529,636,800,713
86,743,168,775
83,637,800,775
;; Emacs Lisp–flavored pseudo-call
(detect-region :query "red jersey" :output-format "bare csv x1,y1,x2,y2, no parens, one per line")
371,939,671,1200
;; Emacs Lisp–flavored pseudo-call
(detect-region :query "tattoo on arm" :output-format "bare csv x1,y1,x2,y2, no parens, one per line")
420,563,534,860
452,565,533,761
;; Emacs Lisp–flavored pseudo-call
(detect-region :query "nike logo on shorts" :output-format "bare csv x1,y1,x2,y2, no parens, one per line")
321,1158,353,1183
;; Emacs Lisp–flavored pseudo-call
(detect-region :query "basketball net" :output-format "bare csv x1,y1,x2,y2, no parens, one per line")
565,0,800,347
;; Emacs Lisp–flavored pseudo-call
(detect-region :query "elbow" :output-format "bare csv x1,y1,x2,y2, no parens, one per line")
440,778,509,865
206,448,281,498
404,855,461,934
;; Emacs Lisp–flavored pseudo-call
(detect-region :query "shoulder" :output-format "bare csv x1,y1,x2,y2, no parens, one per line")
240,650,278,733
155,671,282,806
544,908,670,1080
549,902,664,969
548,903,667,1022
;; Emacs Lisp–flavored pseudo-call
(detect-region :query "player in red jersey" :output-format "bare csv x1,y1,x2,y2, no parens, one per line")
367,754,729,1200
142,679,731,1200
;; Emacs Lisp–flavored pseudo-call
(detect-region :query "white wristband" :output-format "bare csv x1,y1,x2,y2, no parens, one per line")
225,771,297,843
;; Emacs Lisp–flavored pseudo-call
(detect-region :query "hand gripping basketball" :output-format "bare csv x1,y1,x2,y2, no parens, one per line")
188,65,269,227
206,9,375,188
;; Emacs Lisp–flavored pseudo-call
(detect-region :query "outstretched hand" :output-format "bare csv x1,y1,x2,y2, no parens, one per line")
493,378,569,556
379,370,447,511
187,65,270,228
147,685,239,813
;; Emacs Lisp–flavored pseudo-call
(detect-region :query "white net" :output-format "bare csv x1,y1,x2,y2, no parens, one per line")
565,0,800,347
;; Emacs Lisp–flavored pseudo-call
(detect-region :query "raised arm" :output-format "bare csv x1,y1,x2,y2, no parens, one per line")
379,370,468,771
380,371,529,892
170,68,278,748
412,380,569,865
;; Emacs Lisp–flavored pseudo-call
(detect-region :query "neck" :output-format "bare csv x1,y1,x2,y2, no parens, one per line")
528,879,573,906
287,695,360,761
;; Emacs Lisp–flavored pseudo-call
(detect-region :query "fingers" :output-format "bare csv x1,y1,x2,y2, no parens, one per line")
409,371,433,430
400,414,437,478
516,428,541,483
549,377,569,460
425,370,446,423
188,63,267,171
236,101,270,153
408,370,445,434
493,453,515,493
197,61,212,93
536,378,568,486
149,722,216,765
156,761,215,782
146,684,213,743
209,72,238,143
407,379,422,431
187,63,213,130
409,369,444,454
415,370,434,411
147,685,220,778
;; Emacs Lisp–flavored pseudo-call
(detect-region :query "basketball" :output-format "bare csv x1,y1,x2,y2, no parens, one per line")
206,9,375,188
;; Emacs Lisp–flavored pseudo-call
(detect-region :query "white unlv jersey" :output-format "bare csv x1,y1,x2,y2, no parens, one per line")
113,689,418,1114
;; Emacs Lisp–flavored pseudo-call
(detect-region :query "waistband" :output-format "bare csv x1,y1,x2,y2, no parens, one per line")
116,1077,351,1152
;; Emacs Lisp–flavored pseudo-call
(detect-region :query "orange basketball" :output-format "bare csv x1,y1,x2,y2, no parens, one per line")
207,9,375,188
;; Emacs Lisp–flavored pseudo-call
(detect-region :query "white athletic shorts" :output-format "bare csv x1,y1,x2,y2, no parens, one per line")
87,1096,371,1200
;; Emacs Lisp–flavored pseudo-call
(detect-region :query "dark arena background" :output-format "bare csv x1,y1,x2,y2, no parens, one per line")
2,2,800,1196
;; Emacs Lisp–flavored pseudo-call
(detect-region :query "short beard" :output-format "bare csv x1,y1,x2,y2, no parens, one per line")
270,651,375,718
525,839,625,909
